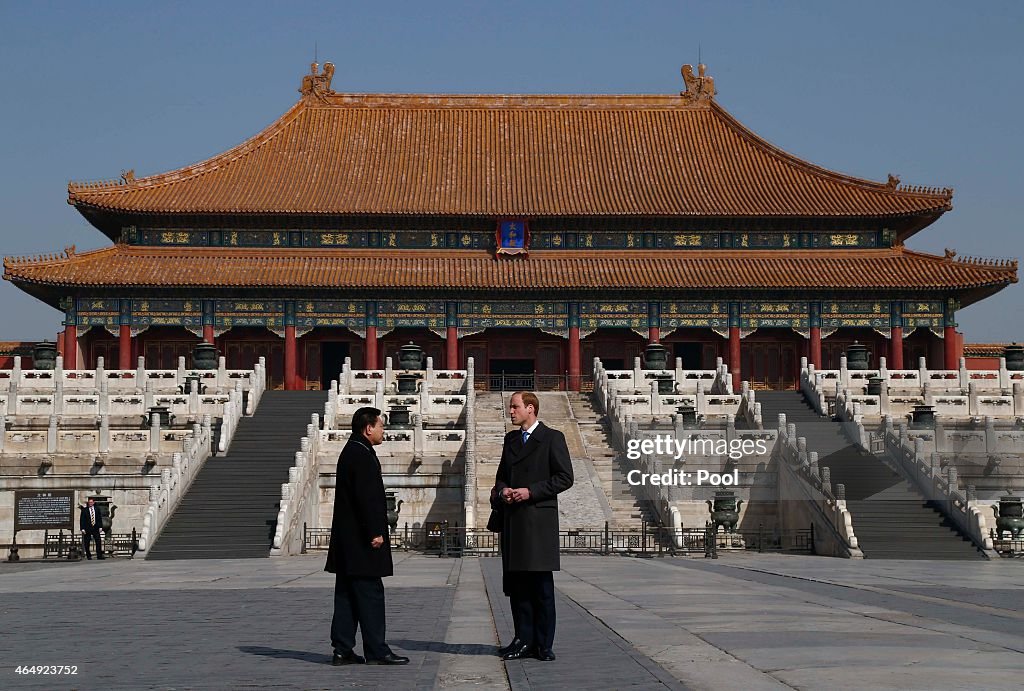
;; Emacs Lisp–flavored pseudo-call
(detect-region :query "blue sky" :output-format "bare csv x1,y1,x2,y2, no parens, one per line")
1,1,1022,341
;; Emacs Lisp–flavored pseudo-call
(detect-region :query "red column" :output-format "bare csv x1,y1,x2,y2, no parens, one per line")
118,325,132,370
365,326,378,370
944,326,958,370
809,326,822,368
890,326,904,369
203,325,214,344
728,327,741,388
284,325,297,390
568,325,581,391
64,325,78,369
446,326,458,369
648,327,660,343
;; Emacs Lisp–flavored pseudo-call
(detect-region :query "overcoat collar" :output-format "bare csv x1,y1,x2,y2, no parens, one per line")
346,436,381,470
511,421,547,464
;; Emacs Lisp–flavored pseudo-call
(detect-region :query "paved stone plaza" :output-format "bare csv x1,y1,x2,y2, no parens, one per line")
2,553,1024,690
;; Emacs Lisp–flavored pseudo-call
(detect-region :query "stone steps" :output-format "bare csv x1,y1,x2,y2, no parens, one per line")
146,390,327,560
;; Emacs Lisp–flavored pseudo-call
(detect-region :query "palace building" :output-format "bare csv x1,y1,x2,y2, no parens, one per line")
4,63,1017,390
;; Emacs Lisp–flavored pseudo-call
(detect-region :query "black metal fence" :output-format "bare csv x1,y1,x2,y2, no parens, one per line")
477,373,594,393
992,535,1024,558
41,529,139,559
303,521,813,558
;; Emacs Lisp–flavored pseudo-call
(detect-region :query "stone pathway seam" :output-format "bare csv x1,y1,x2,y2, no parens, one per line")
558,563,794,690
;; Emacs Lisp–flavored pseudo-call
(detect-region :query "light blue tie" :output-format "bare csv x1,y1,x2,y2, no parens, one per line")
521,430,529,445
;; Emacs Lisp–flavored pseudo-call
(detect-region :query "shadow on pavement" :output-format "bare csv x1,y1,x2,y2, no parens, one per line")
238,645,332,665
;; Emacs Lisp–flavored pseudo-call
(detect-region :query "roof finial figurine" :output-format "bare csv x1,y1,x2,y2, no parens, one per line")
886,173,900,189
944,248,957,261
680,63,715,102
120,169,135,185
300,61,336,100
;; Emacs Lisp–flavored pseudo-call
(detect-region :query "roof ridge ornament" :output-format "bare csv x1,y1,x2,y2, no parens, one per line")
886,173,900,189
680,63,715,102
299,61,335,101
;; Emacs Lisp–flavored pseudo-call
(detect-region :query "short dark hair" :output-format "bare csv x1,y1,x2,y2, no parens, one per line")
514,391,540,415
351,407,382,436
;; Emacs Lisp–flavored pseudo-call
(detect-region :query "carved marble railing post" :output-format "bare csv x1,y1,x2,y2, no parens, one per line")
633,356,643,391
412,414,424,459
385,357,394,389
98,377,109,415
136,356,146,388
339,359,351,395
150,410,161,453
47,414,58,453
8,380,18,415
464,370,477,529
99,414,110,453
54,377,63,414
374,380,384,412
419,379,430,414
0,413,5,452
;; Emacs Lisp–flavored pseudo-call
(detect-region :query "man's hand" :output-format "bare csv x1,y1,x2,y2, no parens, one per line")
502,487,514,504
370,535,384,548
510,487,531,503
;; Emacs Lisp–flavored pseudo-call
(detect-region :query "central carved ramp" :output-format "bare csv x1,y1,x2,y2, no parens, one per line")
146,390,327,560
470,391,612,529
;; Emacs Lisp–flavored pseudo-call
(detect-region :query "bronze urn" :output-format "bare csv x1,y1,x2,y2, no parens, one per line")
1004,344,1024,372
385,490,404,534
32,341,58,370
642,343,670,371
398,342,426,371
192,343,219,370
706,490,743,534
993,493,1024,539
845,342,870,370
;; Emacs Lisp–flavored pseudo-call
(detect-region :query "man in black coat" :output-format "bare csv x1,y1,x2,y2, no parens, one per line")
493,391,574,662
79,497,104,560
325,407,409,666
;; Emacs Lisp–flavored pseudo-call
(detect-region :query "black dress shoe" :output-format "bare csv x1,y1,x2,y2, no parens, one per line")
500,642,536,661
365,652,410,665
534,648,556,661
332,650,365,666
497,637,525,656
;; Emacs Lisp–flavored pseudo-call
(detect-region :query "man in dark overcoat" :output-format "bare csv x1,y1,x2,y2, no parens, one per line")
325,407,409,666
492,391,574,661
79,497,104,560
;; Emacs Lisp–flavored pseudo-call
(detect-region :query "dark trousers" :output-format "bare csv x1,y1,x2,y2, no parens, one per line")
507,571,555,650
82,530,103,559
331,574,390,659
